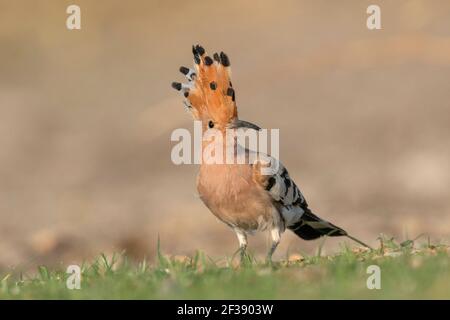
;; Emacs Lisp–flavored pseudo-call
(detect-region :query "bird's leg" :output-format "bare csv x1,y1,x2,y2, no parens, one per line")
234,228,248,264
266,227,281,264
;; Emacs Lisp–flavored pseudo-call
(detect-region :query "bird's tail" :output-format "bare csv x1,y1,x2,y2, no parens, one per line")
289,209,373,249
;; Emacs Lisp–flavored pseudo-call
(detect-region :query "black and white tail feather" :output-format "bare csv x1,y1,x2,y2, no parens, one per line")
265,161,372,249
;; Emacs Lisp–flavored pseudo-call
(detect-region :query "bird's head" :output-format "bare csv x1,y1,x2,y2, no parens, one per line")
172,45,260,134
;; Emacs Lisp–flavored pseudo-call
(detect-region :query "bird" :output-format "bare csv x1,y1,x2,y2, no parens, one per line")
171,45,372,263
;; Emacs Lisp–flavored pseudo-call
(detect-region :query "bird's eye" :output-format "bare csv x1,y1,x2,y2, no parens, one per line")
208,121,214,128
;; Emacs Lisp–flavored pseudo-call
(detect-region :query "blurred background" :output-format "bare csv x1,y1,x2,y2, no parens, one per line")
1,0,449,270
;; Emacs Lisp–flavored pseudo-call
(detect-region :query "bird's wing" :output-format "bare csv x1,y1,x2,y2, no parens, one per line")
253,156,347,239
253,159,307,226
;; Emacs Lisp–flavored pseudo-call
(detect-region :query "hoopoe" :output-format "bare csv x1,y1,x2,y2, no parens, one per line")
172,45,372,262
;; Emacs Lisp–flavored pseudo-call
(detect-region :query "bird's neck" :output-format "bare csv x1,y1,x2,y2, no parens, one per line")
200,135,247,166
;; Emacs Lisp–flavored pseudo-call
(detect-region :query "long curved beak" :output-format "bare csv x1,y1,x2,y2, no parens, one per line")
228,119,261,131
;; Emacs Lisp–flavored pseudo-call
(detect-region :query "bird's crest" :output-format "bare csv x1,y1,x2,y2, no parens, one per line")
172,45,237,125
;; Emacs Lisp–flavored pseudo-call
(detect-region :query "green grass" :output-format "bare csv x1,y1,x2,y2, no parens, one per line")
1,237,449,299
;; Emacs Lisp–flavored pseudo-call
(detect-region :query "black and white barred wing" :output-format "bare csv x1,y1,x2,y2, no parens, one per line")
262,161,347,240
263,163,307,225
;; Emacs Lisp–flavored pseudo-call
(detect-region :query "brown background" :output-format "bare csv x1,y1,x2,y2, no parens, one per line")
1,0,449,270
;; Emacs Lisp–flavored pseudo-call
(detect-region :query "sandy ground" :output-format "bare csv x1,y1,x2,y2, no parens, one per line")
1,0,450,270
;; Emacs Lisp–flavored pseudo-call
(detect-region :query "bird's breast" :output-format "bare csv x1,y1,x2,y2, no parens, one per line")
196,164,276,231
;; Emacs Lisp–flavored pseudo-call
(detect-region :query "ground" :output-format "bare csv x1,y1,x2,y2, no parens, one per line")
1,237,448,299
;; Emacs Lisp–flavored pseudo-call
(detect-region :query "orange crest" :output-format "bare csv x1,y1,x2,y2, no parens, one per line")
172,45,238,127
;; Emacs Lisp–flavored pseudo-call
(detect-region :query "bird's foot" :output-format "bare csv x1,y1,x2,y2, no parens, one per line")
239,247,252,266
265,254,274,267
